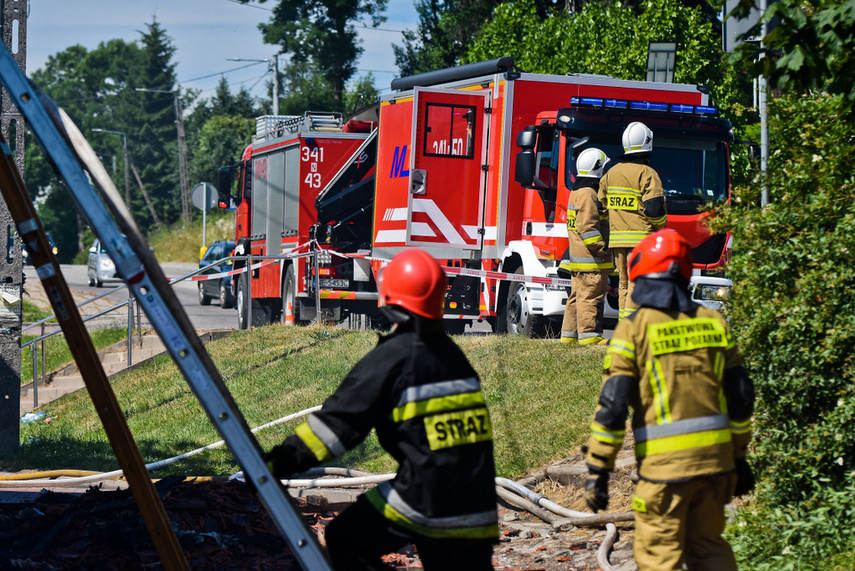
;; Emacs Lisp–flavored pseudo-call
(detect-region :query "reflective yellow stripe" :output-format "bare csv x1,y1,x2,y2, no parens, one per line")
607,339,635,360
714,353,727,413
582,235,602,245
390,391,485,422
295,422,332,462
366,488,499,540
646,358,672,424
591,422,625,445
649,214,667,227
730,418,752,434
567,261,613,270
635,428,732,457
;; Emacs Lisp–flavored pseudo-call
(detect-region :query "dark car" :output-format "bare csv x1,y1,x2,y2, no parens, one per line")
198,240,236,308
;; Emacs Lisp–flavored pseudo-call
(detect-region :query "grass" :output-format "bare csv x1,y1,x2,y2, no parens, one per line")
147,212,235,263
21,326,129,386
2,326,606,480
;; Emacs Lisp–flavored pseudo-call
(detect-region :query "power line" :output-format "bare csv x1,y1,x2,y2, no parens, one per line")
225,0,273,11
179,61,267,84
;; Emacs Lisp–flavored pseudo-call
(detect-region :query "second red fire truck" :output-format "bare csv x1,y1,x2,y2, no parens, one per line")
219,58,733,335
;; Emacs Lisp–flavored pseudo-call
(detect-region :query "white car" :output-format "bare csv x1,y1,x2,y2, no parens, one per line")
87,238,117,287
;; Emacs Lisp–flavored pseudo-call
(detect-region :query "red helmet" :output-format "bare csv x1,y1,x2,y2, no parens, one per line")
379,249,447,319
628,229,693,282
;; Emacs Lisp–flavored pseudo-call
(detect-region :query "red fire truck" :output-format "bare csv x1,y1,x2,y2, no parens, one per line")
220,58,733,334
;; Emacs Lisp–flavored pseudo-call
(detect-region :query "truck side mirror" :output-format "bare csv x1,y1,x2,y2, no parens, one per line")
514,126,538,186
515,149,536,186
218,166,233,208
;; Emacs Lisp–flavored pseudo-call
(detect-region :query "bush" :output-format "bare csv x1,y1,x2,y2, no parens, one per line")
711,92,855,568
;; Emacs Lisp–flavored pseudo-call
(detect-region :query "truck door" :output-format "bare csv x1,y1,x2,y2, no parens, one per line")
407,87,489,250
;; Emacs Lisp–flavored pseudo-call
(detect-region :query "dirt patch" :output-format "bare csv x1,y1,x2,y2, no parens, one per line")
0,445,639,570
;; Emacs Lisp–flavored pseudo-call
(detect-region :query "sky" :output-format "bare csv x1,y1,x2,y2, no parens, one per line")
24,0,419,104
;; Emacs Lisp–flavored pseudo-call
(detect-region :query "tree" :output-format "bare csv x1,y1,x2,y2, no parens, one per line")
24,19,184,260
25,40,143,261
124,19,183,228
463,0,756,182
344,73,379,116
238,0,388,110
730,0,855,108
186,79,260,192
393,0,503,76
710,90,855,571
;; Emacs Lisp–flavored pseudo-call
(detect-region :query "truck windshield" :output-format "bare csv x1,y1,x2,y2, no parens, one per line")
567,137,727,215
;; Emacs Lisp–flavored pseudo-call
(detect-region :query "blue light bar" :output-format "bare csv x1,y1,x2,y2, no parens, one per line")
568,98,717,115
670,104,695,113
604,99,628,108
630,101,669,111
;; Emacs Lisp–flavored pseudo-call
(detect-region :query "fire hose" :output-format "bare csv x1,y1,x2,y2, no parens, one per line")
3,404,630,568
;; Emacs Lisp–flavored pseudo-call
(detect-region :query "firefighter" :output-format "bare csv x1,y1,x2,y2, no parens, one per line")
263,249,498,570
584,229,755,571
559,147,613,345
598,121,667,320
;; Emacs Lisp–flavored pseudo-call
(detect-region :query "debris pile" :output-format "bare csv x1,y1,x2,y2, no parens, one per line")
0,477,368,570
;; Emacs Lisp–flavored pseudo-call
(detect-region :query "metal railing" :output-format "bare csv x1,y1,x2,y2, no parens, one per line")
19,251,317,408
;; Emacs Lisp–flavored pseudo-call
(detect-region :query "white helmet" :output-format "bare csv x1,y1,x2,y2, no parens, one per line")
622,121,653,155
576,148,610,178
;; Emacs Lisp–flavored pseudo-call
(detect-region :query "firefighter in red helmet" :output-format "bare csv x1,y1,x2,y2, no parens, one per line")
584,229,755,571
263,249,498,570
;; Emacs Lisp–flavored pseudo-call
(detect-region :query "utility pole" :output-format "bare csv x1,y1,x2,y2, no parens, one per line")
272,54,279,116
228,55,281,115
759,0,770,207
136,88,190,225
0,0,25,453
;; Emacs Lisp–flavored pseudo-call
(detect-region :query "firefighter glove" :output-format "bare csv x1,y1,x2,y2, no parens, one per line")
585,471,610,513
734,457,755,497
263,445,299,481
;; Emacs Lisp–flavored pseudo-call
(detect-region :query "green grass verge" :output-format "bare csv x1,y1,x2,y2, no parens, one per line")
22,300,54,323
147,213,235,263
2,326,605,480
21,326,129,386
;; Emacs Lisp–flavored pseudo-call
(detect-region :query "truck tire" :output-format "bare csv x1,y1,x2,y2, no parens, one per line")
505,268,548,337
237,274,249,330
281,265,298,326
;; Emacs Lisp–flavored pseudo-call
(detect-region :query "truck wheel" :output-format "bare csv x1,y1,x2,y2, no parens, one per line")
219,280,235,309
237,274,249,330
505,268,548,337
198,283,211,306
281,265,299,326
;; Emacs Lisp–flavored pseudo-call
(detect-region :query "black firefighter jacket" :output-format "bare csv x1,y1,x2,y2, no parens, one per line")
267,319,499,540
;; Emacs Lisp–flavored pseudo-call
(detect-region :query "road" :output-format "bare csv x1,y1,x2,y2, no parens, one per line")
25,264,610,338
24,263,239,333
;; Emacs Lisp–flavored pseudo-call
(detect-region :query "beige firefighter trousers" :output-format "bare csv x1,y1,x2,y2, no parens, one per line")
561,271,608,341
633,473,739,571
613,248,638,320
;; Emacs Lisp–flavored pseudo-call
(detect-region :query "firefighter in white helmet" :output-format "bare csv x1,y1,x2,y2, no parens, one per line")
558,147,613,345
262,249,498,570
584,229,755,570
598,121,667,320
